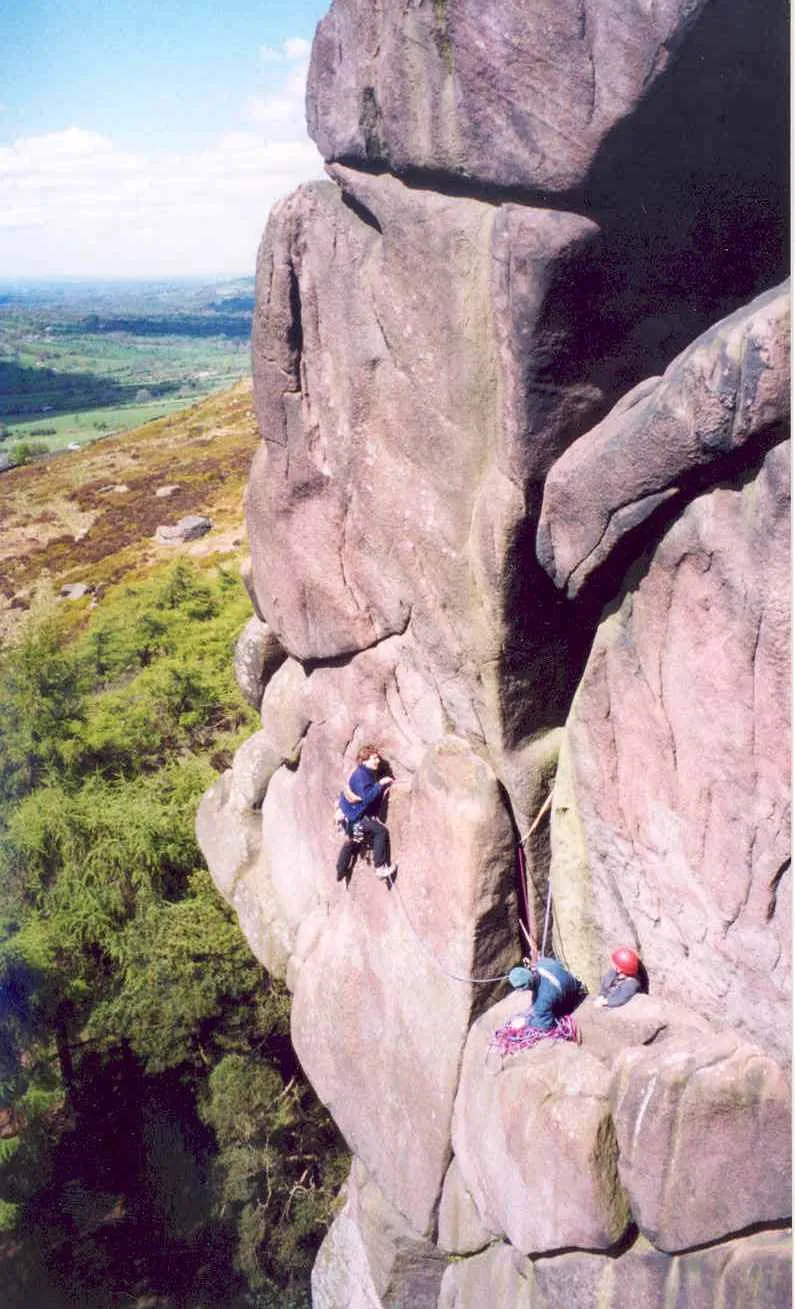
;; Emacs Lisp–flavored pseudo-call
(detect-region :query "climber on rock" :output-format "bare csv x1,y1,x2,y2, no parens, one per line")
507,956,588,1030
593,946,647,1008
335,744,397,882
490,956,587,1056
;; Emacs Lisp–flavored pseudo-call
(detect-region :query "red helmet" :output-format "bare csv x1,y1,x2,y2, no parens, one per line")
611,947,640,976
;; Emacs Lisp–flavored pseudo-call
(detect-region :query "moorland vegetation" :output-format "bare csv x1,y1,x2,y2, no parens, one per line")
0,385,348,1308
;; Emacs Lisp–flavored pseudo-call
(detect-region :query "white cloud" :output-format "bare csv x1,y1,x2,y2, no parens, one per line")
248,40,311,140
259,37,310,64
0,57,324,277
284,37,311,59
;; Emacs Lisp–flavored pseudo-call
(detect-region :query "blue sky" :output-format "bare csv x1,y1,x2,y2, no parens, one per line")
1,0,330,278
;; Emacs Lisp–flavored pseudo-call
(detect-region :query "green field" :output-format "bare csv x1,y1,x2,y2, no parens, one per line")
0,277,254,456
5,393,223,448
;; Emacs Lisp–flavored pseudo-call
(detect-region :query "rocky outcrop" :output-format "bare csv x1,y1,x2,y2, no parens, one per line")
233,615,286,710
611,1033,791,1251
436,1230,793,1309
547,438,791,1059
290,737,516,1236
452,995,630,1254
312,1161,448,1309
537,282,790,597
197,0,790,1303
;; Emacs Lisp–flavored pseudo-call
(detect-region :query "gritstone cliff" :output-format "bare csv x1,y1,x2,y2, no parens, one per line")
197,2,791,1303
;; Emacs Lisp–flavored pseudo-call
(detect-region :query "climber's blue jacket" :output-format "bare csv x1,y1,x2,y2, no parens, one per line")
338,764,383,823
510,956,587,1031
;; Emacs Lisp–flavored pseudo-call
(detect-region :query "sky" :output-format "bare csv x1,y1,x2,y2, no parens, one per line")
1,0,331,280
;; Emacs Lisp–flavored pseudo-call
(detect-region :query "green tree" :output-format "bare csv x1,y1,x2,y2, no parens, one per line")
0,560,348,1303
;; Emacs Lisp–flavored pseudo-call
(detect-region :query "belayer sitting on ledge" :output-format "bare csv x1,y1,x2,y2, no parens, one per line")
491,956,588,1056
335,744,397,882
594,946,647,1008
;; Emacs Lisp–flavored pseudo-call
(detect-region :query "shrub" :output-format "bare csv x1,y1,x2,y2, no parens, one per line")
8,440,49,466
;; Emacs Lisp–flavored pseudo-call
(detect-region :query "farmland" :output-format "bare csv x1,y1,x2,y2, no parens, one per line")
0,277,254,455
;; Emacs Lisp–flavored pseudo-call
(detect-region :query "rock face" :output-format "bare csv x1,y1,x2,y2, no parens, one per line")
452,996,631,1254
197,0,791,1304
611,1034,791,1251
290,737,517,1236
548,439,791,1059
537,282,791,597
312,1160,448,1309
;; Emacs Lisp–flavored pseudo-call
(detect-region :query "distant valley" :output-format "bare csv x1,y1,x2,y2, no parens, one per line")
0,277,254,462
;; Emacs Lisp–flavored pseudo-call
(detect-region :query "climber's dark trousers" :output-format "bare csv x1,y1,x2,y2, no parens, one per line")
336,816,390,877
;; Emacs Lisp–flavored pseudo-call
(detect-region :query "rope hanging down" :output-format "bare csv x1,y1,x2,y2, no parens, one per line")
386,788,556,986
518,790,555,959
390,877,512,985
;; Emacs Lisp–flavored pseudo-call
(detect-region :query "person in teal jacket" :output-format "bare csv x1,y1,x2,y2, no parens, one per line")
508,956,588,1030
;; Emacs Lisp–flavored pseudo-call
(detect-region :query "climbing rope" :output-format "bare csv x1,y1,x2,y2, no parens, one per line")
390,876,512,985
381,787,558,984
517,790,552,848
518,790,555,959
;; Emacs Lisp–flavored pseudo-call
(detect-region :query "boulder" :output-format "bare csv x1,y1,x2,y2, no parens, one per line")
537,283,790,596
713,1229,793,1309
549,441,791,1060
259,657,311,759
311,1160,448,1309
576,992,712,1067
154,514,211,543
611,1034,792,1252
440,1230,793,1309
233,615,286,709
528,1237,673,1309
437,1157,494,1256
307,0,779,199
520,1230,792,1309
438,1243,532,1309
195,770,261,900
452,993,631,1254
307,0,787,343
290,737,517,1235
228,729,282,810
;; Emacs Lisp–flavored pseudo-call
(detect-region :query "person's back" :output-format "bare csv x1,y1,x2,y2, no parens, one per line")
509,956,587,1031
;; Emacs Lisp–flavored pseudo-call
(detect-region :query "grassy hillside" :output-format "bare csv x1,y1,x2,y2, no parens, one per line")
0,379,258,641
0,383,349,1307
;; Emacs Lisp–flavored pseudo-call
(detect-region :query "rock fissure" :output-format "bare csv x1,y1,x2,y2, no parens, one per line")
766,857,790,922
201,4,791,1302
